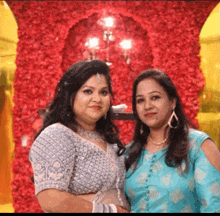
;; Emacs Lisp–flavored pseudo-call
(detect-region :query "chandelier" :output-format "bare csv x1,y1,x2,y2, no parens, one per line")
84,17,132,65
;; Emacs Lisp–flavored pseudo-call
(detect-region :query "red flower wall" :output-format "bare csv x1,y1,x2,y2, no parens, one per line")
6,0,218,212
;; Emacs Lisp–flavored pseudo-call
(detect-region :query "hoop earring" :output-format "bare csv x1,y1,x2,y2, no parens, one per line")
168,110,178,129
140,124,144,135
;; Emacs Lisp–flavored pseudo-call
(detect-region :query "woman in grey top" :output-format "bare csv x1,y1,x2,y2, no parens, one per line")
29,60,130,213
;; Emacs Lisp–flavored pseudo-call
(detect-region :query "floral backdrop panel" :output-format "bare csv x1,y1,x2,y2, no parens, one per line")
6,0,218,212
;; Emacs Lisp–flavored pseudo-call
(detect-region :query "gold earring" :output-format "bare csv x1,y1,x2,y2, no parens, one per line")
168,110,178,129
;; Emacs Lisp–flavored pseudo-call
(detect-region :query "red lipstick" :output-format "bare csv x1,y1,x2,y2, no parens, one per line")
91,106,101,110
145,113,156,117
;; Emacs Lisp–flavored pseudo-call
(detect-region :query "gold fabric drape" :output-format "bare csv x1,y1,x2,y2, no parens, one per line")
198,3,220,149
0,85,14,204
0,1,17,206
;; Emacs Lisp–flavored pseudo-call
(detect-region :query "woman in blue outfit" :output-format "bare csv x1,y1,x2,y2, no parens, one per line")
124,69,220,213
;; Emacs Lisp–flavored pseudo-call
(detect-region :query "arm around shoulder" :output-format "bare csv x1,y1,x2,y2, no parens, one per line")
201,139,220,171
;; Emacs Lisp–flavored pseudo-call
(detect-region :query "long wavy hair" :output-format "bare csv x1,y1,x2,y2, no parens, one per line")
35,60,125,156
126,69,190,172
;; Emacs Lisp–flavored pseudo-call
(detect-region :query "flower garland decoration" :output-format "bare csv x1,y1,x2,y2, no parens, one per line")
6,0,218,212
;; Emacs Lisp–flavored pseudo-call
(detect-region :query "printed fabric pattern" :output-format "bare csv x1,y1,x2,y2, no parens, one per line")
124,129,220,213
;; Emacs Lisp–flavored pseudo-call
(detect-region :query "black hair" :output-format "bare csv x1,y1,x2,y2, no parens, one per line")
126,68,190,172
35,60,125,156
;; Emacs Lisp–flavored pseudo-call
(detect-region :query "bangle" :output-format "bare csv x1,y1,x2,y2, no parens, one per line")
92,201,117,213
108,204,117,213
92,201,103,213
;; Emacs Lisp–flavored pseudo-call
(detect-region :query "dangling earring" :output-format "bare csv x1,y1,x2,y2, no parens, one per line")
140,124,144,135
168,110,178,129
104,113,107,119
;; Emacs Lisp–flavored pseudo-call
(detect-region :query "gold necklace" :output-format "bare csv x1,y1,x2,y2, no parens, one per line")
149,135,168,146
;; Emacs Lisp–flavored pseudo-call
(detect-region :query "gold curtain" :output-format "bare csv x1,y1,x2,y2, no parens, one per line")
198,3,220,149
0,1,17,206
0,85,14,204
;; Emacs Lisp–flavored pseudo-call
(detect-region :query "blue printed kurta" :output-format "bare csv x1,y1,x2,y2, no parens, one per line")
125,129,220,213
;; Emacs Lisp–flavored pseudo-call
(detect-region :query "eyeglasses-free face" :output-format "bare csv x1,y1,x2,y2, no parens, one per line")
135,78,176,130
73,74,111,130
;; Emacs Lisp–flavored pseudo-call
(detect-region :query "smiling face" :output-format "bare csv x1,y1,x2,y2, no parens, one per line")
73,74,111,129
135,78,176,130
